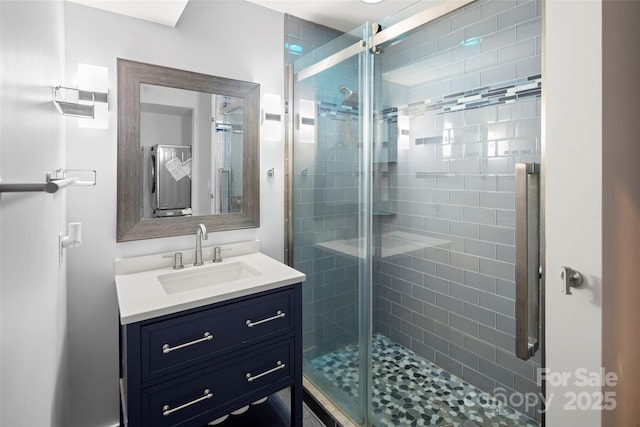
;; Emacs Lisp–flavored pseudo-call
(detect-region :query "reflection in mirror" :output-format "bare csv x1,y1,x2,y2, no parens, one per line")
212,94,244,214
139,84,244,219
117,58,260,242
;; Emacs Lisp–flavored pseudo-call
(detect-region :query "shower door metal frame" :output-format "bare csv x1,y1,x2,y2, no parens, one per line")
285,63,294,266
291,0,476,86
539,2,548,421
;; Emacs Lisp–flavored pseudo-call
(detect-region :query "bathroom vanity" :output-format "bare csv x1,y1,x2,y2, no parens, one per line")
115,242,305,427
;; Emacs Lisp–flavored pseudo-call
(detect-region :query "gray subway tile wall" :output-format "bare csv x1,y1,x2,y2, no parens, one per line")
375,0,542,420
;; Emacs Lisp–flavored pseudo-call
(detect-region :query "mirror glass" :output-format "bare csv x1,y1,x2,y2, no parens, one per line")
117,59,260,242
140,84,244,219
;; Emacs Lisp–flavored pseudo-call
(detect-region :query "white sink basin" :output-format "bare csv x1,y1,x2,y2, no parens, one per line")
158,262,260,295
115,243,306,325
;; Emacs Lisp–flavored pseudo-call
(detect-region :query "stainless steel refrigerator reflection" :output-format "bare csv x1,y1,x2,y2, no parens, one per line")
149,144,192,217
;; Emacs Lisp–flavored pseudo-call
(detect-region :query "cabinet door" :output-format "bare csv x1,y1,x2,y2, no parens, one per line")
141,288,294,380
141,339,294,427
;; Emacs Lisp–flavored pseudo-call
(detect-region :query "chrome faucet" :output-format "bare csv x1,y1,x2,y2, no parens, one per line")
194,223,208,266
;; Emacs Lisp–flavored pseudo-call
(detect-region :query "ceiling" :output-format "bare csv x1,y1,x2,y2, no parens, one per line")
66,0,419,32
66,0,190,27
245,0,418,32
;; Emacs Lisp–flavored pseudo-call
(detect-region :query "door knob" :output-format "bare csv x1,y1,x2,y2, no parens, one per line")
561,266,583,295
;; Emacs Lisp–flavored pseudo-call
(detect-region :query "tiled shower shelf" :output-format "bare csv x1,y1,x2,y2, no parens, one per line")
317,231,451,259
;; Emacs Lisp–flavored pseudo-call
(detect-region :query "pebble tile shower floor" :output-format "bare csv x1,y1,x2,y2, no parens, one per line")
310,334,539,427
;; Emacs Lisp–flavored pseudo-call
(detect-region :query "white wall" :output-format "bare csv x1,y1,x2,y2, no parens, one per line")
0,1,69,426
63,2,284,426
544,1,602,425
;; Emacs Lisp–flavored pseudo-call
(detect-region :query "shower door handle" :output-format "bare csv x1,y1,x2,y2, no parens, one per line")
515,163,541,361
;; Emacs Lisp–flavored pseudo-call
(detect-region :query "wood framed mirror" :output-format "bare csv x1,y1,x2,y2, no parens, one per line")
117,58,260,242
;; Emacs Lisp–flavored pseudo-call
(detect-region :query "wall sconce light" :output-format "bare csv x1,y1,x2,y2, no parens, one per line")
262,93,282,141
299,99,315,144
52,86,104,118
397,114,410,150
78,63,108,129
52,63,108,129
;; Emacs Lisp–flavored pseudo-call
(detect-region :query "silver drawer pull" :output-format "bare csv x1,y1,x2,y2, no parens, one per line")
162,389,212,416
245,311,285,328
162,332,213,354
246,361,285,382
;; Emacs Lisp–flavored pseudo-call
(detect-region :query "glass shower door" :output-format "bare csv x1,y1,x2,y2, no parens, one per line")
371,0,543,423
290,23,374,425
290,0,543,425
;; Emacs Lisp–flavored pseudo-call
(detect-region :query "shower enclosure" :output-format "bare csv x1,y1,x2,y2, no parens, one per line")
286,1,543,425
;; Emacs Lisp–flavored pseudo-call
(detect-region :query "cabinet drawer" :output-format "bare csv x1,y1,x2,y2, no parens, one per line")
141,339,293,427
141,288,293,380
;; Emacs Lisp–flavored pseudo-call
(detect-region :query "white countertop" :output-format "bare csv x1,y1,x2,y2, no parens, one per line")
115,242,305,325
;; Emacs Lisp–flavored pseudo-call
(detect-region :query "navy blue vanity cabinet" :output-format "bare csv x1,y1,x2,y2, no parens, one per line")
120,284,302,427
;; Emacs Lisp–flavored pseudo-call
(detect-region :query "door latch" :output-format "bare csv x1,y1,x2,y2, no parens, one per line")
561,266,583,295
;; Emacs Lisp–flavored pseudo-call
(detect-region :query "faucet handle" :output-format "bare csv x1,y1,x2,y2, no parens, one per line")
212,247,222,263
212,247,231,263
163,252,184,270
